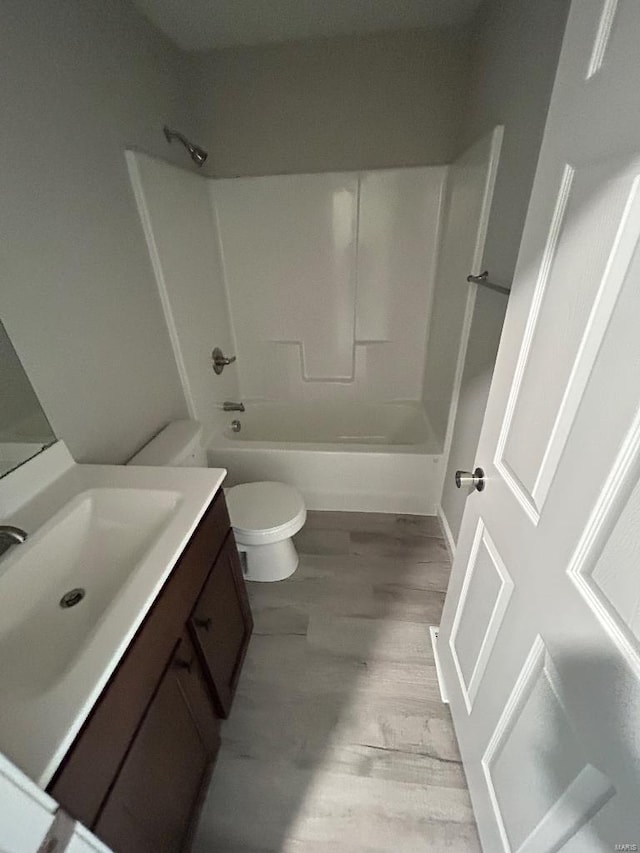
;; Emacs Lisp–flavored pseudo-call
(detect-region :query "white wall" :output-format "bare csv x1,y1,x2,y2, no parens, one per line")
0,1,201,464
126,152,239,434
439,0,570,542
211,168,446,403
189,28,472,177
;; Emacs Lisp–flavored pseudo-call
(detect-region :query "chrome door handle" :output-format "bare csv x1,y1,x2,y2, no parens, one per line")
212,347,236,375
455,467,485,492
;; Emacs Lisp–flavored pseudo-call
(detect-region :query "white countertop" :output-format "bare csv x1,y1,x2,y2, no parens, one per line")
0,442,226,787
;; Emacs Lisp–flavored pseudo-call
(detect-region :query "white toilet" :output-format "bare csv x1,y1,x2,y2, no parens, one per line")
128,420,306,582
225,481,306,582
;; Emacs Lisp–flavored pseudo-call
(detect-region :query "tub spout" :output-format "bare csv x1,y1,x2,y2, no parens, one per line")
223,401,245,412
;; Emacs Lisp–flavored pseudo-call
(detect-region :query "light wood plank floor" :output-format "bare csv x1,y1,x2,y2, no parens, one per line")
193,511,480,852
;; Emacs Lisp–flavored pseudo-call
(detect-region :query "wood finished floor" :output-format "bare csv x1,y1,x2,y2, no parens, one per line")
193,511,480,853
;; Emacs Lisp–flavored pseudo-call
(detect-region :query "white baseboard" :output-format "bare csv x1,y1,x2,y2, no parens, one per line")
436,504,456,561
429,626,449,704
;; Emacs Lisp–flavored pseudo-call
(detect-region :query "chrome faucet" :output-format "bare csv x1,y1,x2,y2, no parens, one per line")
0,525,28,558
223,401,245,412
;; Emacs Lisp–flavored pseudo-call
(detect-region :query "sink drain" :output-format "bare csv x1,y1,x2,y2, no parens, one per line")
60,588,85,608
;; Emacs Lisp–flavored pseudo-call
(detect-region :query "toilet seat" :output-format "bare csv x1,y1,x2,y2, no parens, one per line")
226,481,306,546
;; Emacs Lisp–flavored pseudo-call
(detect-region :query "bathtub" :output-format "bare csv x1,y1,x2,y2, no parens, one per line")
206,401,444,514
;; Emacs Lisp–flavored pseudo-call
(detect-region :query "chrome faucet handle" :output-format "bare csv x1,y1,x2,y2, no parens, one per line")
212,347,236,375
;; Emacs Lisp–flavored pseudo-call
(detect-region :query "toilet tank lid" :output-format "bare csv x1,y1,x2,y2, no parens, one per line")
128,420,203,466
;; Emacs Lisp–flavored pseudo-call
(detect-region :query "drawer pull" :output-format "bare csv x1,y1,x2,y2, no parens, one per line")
194,616,212,631
174,656,193,674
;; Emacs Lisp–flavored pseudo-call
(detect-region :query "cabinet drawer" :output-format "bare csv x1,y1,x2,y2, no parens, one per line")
189,533,253,717
49,491,229,827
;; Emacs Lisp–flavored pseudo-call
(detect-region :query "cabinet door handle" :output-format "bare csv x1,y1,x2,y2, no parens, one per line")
174,656,193,674
194,616,212,631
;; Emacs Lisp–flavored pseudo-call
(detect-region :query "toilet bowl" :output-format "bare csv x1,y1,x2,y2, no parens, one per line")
226,481,306,582
128,420,306,582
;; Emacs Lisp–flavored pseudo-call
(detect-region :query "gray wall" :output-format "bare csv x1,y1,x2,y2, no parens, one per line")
189,28,473,177
440,0,570,543
0,0,198,464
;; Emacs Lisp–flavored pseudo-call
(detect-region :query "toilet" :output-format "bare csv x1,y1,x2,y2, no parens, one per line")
225,481,306,582
128,420,306,582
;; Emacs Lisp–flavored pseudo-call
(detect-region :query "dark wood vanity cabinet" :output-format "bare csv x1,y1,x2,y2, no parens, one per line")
48,491,253,852
95,633,217,853
190,535,253,717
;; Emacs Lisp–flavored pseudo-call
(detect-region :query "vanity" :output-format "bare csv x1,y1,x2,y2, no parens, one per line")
0,440,252,853
49,486,252,852
0,317,253,852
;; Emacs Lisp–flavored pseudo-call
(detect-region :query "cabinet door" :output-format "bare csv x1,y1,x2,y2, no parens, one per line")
189,533,253,717
94,634,218,853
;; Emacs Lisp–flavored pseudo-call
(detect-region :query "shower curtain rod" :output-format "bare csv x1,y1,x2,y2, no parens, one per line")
467,271,511,296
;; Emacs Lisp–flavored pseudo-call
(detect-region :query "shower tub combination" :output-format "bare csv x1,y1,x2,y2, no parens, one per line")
207,401,444,515
127,154,471,517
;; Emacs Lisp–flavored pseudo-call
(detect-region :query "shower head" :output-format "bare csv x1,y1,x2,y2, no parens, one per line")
163,126,208,167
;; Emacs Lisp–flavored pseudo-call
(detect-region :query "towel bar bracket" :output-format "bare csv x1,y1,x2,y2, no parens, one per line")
467,271,511,296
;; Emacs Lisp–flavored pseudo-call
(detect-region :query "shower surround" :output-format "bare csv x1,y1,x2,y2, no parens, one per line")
212,167,445,402
127,148,497,512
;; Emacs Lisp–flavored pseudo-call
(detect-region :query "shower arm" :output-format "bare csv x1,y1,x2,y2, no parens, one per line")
163,125,208,167
163,126,189,148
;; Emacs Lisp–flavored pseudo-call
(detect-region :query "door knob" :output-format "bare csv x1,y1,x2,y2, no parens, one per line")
455,467,485,492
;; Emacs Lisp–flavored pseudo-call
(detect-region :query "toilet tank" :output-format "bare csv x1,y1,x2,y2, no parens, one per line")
127,420,206,467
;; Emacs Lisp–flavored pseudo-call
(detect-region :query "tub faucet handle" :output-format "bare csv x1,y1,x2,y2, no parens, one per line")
212,347,236,375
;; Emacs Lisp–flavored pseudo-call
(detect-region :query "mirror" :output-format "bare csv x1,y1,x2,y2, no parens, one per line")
0,320,56,477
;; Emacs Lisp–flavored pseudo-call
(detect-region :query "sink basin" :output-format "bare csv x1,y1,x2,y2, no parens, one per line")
0,488,181,695
0,441,226,786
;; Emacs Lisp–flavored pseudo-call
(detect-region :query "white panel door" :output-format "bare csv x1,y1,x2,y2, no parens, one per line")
439,1,640,850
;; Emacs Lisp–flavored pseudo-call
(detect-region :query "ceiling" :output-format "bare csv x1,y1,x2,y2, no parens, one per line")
132,0,483,52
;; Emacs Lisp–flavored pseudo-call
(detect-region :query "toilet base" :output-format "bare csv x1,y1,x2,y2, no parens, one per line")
236,537,299,582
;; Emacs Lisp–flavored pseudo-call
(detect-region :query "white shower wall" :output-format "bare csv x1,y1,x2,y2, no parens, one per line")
129,156,450,452
212,167,447,402
422,128,503,447
127,151,239,431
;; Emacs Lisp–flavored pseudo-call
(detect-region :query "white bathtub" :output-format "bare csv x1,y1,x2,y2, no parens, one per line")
206,401,444,514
